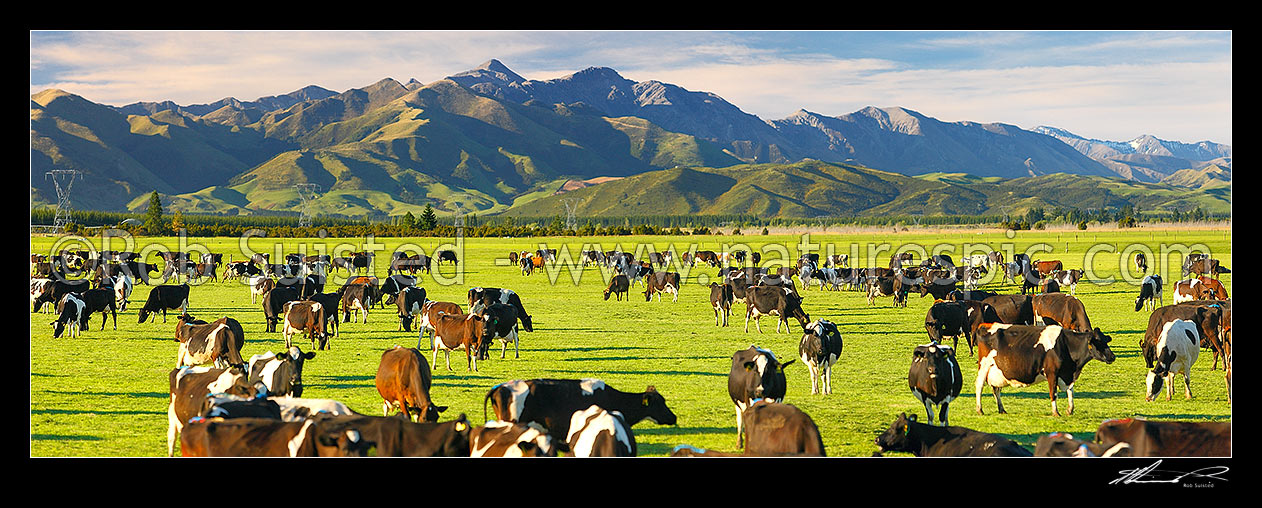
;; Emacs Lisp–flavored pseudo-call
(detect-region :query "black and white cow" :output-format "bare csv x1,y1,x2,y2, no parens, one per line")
710,282,734,327
1049,269,1084,296
728,346,793,447
908,343,963,426
974,324,1116,416
262,285,301,333
798,320,843,395
248,347,317,398
566,405,637,457
50,293,86,338
379,274,417,307
744,285,810,333
1145,319,1200,402
483,378,676,448
874,413,1032,457
1135,274,1164,312
467,287,534,332
138,284,190,324
469,421,558,457
78,287,118,331
395,285,428,332
478,303,521,360
33,279,90,313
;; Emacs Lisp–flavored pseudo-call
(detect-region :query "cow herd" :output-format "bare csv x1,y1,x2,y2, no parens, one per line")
31,240,1232,457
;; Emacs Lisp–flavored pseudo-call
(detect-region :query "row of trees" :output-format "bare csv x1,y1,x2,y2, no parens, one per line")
36,192,1227,238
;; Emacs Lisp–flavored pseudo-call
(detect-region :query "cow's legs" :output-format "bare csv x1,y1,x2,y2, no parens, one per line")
735,404,745,448
938,402,951,426
922,399,936,425
444,349,453,371
167,402,180,457
993,387,1007,414
1183,371,1193,400
1048,377,1061,417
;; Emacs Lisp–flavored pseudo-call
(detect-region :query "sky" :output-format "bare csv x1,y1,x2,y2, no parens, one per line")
30,30,1232,145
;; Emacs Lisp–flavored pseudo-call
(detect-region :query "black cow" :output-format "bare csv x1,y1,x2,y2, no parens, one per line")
744,285,809,333
483,379,676,449
478,303,520,360
603,274,630,301
467,287,533,332
437,250,458,265
974,324,1116,416
916,279,958,300
262,286,301,333
924,300,984,356
908,343,963,426
945,289,998,302
138,284,190,324
875,413,1032,457
980,294,1034,325
305,292,341,338
728,346,793,447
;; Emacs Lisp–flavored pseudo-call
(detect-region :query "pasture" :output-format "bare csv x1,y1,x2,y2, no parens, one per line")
30,227,1232,457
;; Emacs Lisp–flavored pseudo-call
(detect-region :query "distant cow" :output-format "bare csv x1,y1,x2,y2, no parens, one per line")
1145,319,1200,402
1134,252,1148,274
909,343,963,426
249,276,274,305
174,314,246,370
874,413,1032,457
339,283,374,323
1135,274,1163,311
138,284,190,324
1048,269,1083,296
566,406,637,457
728,346,793,447
305,292,341,339
483,378,676,449
1032,260,1062,277
974,324,1116,416
248,347,317,398
603,274,630,301
394,286,428,333
375,346,446,422
437,250,458,265
744,285,810,333
798,320,843,395
866,275,907,307
1093,418,1230,457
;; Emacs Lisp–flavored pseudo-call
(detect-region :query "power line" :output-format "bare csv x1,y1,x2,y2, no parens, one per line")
294,183,321,228
44,169,80,234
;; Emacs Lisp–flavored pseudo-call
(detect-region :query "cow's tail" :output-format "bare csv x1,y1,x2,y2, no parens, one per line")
483,383,502,423
225,318,247,369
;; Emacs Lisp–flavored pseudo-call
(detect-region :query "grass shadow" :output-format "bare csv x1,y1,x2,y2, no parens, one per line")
31,434,103,441
39,390,167,399
31,408,164,416
546,368,727,378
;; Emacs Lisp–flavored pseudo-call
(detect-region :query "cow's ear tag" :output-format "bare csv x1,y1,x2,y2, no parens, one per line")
455,421,467,432
903,424,909,433
642,396,649,407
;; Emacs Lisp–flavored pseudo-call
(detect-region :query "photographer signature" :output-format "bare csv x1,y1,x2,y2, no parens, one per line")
1110,460,1229,485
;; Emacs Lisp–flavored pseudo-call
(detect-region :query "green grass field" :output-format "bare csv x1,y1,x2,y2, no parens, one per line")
29,227,1232,457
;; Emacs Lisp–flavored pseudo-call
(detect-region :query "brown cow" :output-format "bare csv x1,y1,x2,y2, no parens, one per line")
739,400,826,457
375,346,446,422
417,300,463,350
643,271,682,302
603,274,630,301
166,366,256,456
1031,293,1092,332
1142,303,1224,370
282,300,328,350
1093,418,1230,457
174,314,246,370
1032,260,1063,276
431,312,493,371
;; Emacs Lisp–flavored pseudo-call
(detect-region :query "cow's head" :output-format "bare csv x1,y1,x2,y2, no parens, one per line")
638,386,678,426
910,344,956,395
874,413,917,453
262,347,317,398
1087,328,1116,364
735,347,794,401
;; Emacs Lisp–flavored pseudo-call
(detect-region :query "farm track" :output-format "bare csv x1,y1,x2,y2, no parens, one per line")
30,229,1232,457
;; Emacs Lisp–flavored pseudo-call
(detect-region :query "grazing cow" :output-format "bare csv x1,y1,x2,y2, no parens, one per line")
50,293,86,338
76,287,118,331
710,282,734,326
824,254,848,268
1035,432,1131,457
799,320,843,395
643,271,681,302
962,254,989,268
987,251,1005,268
909,343,963,426
174,314,246,370
744,285,810,333
305,292,341,338
1093,418,1230,457
732,400,825,457
974,324,1116,416
1031,293,1093,332
866,275,907,307
603,274,630,301
430,312,492,371
138,284,190,324
726,271,753,303
916,279,958,300
262,286,301,333
467,287,534,332
281,300,327,350
30,278,54,313
416,300,463,351
693,250,720,267
1145,319,1200,402
339,283,374,323
1047,269,1082,296
470,421,558,457
1134,252,1148,274
437,250,458,265
248,347,317,398
478,303,521,360
376,346,446,422
924,300,983,355
1141,303,1223,370
566,406,637,457
1135,274,1164,311
874,413,1032,457
166,366,256,456
728,346,793,447
980,294,1035,325
483,379,677,447
34,279,90,313
223,261,261,282
394,286,428,332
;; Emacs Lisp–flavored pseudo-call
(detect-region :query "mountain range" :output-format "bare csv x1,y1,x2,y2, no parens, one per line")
30,59,1231,218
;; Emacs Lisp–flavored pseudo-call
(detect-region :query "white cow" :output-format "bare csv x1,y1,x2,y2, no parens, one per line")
1145,319,1200,401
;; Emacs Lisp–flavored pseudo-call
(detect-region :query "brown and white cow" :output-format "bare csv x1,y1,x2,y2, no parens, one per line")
166,366,256,456
1032,260,1063,277
249,276,274,305
339,283,374,323
1031,293,1093,332
248,347,317,398
417,300,463,351
974,324,1116,416
178,417,375,457
174,314,246,370
710,282,734,326
375,346,446,422
431,312,493,371
1093,418,1230,457
566,405,637,457
729,346,793,447
469,420,558,457
643,271,681,303
306,413,473,457
603,274,630,301
282,300,328,350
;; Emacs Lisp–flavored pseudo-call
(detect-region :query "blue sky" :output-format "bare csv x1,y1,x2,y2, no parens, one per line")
30,30,1232,145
